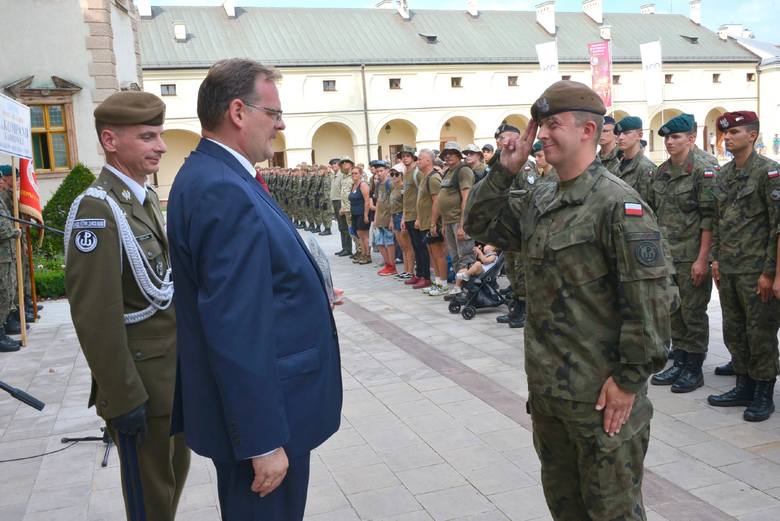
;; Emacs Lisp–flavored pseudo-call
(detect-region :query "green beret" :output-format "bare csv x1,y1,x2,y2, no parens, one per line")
94,91,166,126
531,80,606,122
615,116,642,134
531,141,543,155
0,165,17,177
658,114,695,136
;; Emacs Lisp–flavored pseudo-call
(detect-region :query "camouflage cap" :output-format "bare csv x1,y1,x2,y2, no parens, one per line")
463,144,483,155
531,80,606,123
717,111,759,131
373,160,389,168
615,116,643,134
338,156,355,166
329,158,340,165
439,141,462,159
481,143,495,152
94,91,165,126
396,145,418,159
658,113,696,136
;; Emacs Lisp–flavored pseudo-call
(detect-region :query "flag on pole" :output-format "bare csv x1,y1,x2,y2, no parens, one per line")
640,41,664,107
535,41,560,92
588,41,613,109
18,158,43,224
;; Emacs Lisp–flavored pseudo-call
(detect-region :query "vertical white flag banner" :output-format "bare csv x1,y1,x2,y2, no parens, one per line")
536,41,559,91
640,41,664,107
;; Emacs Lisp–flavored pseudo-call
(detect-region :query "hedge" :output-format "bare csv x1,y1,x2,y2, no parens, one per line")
33,163,95,257
33,254,65,299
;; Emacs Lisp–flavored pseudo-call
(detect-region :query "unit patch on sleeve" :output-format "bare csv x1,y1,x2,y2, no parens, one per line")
624,202,644,217
635,241,662,266
768,170,779,179
72,219,106,229
74,230,98,253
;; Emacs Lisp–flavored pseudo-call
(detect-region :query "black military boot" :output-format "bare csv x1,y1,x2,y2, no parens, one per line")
708,374,755,407
319,228,332,236
744,379,776,422
4,311,29,335
496,300,516,324
0,325,21,352
671,353,704,393
652,350,686,386
715,360,735,376
508,300,526,328
25,297,42,312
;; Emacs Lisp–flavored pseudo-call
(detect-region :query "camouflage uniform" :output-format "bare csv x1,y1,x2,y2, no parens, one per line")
318,172,332,232
465,160,670,521
598,145,621,175
712,150,780,381
647,149,717,355
617,151,655,203
0,193,17,327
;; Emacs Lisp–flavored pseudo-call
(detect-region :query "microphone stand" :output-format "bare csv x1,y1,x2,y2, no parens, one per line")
0,380,45,410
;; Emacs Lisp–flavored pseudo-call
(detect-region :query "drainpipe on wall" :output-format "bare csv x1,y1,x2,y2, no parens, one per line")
361,64,371,161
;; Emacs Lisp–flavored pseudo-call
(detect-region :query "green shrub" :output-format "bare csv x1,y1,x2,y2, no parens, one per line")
33,163,95,257
33,254,65,299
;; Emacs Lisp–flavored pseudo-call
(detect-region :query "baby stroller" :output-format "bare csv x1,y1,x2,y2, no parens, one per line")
448,253,506,320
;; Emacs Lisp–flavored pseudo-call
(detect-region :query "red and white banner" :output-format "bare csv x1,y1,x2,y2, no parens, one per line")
18,158,43,223
588,41,613,109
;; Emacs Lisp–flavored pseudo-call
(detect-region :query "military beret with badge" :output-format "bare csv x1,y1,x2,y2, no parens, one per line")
658,113,696,136
0,165,18,177
717,111,759,131
615,116,642,134
494,124,520,139
530,80,606,123
94,91,166,126
530,141,543,156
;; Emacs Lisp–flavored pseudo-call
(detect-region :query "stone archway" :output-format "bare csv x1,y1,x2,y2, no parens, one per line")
440,116,476,151
157,128,200,202
649,108,683,158
377,119,417,161
704,107,728,156
311,122,355,165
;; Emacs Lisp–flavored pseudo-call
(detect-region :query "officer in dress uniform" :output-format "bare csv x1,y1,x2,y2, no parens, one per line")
64,91,190,521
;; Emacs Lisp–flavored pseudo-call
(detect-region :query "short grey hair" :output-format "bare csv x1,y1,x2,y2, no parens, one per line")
418,149,436,162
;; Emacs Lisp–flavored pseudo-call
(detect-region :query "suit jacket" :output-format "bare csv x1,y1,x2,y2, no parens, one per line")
167,138,343,462
65,169,176,420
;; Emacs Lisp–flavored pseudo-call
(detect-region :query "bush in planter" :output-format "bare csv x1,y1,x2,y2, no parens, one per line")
32,254,65,299
33,163,95,257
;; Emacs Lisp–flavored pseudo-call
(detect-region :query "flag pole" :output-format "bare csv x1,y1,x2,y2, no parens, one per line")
11,156,27,346
26,227,37,323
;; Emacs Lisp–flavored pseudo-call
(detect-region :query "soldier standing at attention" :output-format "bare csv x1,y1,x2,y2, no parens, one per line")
465,81,670,521
647,114,717,393
707,111,780,422
64,91,190,521
334,158,354,257
598,115,620,174
615,116,655,202
318,165,332,235
0,167,21,352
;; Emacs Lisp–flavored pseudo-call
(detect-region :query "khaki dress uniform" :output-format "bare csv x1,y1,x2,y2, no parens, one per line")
65,169,190,521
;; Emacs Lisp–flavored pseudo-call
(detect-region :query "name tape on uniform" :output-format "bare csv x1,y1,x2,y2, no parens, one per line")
624,202,643,217
72,218,106,229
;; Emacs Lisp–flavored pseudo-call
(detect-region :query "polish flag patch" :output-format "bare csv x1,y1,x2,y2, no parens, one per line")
624,202,643,216
703,170,715,178
768,170,779,179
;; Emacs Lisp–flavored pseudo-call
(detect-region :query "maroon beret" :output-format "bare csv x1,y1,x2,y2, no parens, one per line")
717,111,758,131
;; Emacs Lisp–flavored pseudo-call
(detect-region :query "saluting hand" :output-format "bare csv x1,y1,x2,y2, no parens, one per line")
595,376,635,437
500,121,538,173
251,448,289,498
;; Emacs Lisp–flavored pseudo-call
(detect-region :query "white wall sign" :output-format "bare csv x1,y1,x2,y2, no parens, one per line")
0,92,32,159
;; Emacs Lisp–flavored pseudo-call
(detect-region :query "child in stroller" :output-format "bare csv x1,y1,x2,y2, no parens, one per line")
448,245,505,320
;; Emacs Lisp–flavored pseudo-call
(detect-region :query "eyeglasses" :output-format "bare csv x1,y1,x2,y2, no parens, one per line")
244,102,284,123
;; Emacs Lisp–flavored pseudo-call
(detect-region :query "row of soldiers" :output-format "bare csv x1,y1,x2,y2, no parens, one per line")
0,165,40,352
264,164,334,235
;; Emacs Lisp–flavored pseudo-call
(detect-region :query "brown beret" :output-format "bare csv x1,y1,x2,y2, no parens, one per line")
531,80,606,123
717,111,758,132
94,91,166,126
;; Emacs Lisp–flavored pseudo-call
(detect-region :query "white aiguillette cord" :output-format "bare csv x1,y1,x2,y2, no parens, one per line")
64,187,173,324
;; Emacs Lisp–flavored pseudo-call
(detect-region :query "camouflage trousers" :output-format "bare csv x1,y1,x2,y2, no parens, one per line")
503,251,526,300
530,393,652,521
719,271,780,381
671,262,712,354
318,205,332,230
0,262,15,322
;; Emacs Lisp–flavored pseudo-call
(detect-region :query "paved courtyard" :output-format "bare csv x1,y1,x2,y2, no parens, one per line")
2,230,780,521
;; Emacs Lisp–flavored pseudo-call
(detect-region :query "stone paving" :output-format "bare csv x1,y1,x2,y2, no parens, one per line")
1,229,780,521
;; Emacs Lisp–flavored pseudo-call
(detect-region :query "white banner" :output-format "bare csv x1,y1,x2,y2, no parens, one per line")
640,41,664,107
536,41,560,91
0,92,32,160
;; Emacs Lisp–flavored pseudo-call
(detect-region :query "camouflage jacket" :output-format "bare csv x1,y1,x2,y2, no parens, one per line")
319,174,332,209
464,160,670,402
599,145,621,175
0,193,16,263
712,150,780,275
617,150,655,203
647,149,718,263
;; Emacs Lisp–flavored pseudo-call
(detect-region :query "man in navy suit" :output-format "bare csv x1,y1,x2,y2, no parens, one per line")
166,59,343,520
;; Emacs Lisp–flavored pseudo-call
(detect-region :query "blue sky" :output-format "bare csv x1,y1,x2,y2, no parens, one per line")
154,0,778,42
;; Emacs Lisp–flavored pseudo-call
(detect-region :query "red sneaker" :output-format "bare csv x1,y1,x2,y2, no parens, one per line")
404,276,421,285
412,278,432,289
378,265,398,276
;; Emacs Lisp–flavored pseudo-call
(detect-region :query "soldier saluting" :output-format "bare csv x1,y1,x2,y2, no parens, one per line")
65,91,190,521
465,81,671,520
